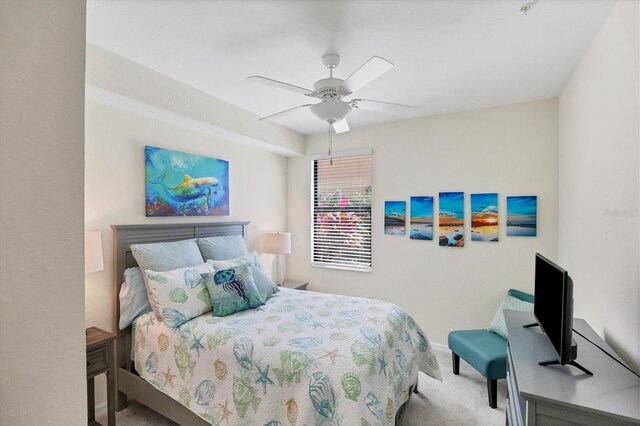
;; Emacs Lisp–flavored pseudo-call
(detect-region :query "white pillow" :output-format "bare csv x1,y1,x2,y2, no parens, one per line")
118,267,152,330
144,261,214,328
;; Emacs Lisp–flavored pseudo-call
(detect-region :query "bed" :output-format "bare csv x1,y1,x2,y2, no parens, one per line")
112,222,441,425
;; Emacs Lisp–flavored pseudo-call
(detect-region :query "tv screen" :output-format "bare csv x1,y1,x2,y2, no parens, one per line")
533,253,575,364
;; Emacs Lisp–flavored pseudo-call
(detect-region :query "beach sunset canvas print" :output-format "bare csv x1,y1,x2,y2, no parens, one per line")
507,196,537,236
384,201,406,235
145,146,229,216
410,196,433,240
439,192,464,247
471,193,499,241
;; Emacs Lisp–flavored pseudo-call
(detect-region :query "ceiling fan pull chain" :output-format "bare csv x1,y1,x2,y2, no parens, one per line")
328,123,333,165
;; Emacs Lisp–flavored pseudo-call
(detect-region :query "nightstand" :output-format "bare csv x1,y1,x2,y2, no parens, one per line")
86,326,116,426
282,280,309,290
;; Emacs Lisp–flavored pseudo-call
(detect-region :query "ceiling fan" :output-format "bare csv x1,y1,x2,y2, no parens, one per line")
247,54,417,134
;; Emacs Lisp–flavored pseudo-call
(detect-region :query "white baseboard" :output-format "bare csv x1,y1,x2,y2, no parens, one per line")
430,341,449,351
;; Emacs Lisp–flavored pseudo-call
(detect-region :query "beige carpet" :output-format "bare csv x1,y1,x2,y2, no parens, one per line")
97,346,506,425
402,345,506,426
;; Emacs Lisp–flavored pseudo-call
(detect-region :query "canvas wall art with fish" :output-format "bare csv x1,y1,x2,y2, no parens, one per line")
145,146,229,216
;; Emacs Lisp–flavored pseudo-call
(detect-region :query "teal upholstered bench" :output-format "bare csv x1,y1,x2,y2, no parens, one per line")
448,289,534,408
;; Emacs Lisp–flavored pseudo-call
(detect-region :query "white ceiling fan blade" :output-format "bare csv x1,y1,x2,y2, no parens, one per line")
247,76,316,96
339,56,394,95
351,98,418,116
332,119,350,134
259,104,314,121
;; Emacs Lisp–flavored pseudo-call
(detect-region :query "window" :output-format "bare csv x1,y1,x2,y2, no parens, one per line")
312,151,372,271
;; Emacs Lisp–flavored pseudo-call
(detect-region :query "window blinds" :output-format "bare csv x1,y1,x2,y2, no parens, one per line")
312,153,372,271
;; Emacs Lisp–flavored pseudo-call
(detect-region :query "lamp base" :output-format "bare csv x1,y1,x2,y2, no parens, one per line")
274,254,284,286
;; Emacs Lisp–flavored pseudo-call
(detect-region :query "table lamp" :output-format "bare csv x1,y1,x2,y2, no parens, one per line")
85,231,104,274
264,232,291,286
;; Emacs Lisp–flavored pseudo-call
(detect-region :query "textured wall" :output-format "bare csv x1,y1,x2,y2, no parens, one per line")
0,1,87,424
559,0,639,370
288,99,559,345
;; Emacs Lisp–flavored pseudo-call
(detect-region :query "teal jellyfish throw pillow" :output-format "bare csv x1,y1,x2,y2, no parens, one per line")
201,263,264,316
209,252,278,301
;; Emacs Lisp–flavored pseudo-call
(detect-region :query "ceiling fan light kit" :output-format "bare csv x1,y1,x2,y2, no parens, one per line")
310,99,352,124
248,53,418,162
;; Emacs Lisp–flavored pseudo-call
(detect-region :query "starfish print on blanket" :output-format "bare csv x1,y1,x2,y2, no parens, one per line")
162,366,176,387
319,348,344,365
255,364,275,395
378,354,388,377
219,398,233,424
191,334,205,358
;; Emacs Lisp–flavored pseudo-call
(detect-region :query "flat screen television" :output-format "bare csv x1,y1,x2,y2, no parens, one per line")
526,253,592,375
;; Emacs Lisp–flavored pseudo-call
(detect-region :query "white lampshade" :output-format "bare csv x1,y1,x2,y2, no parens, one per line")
85,231,104,274
264,232,291,255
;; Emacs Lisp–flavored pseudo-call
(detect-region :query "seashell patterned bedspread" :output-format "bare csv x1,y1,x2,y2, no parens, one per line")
134,288,442,425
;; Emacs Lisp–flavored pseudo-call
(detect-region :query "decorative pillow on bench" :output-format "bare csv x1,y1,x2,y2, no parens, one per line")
487,292,534,339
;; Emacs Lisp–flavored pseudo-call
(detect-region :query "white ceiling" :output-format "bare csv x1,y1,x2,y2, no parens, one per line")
87,0,614,136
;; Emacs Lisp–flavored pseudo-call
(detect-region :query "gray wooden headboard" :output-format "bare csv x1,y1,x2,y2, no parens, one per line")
110,222,248,416
110,222,248,369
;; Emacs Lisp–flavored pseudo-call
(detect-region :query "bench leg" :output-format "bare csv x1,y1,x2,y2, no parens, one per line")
487,379,497,409
452,352,460,375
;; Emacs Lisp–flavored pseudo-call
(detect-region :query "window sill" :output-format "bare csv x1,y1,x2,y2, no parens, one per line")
311,262,371,273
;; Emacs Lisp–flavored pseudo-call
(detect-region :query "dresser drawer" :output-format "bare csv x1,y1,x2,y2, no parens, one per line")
87,346,109,376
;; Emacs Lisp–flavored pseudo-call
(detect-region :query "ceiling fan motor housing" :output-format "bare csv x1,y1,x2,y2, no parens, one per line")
313,78,345,99
310,98,352,123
